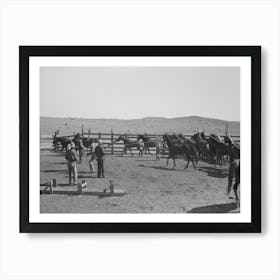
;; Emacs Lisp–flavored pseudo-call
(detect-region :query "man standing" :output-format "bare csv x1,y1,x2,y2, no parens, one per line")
65,142,79,185
94,139,105,178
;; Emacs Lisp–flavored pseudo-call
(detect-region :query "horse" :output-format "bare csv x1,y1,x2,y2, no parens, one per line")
227,159,240,202
168,134,198,167
52,136,71,152
73,134,95,151
114,135,140,157
82,138,95,150
137,134,157,155
224,135,240,162
191,132,209,160
208,134,229,165
163,133,197,169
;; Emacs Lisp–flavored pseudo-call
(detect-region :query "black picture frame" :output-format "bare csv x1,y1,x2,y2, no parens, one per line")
20,46,261,233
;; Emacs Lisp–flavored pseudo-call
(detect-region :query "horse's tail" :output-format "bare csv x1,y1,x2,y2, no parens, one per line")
227,161,235,196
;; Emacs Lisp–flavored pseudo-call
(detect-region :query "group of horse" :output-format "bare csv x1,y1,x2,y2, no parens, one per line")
111,132,240,166
53,131,240,167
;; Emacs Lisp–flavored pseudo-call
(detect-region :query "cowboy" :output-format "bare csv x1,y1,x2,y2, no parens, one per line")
89,139,98,176
94,139,105,178
65,142,79,185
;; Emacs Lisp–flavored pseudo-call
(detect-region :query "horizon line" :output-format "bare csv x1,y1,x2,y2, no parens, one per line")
40,115,240,123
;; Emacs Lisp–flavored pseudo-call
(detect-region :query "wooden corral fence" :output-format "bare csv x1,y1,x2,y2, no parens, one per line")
42,126,240,156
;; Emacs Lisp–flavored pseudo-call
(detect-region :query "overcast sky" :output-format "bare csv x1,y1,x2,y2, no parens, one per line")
40,66,240,121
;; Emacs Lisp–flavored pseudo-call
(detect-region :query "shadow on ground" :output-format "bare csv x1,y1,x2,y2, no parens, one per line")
188,202,238,213
138,164,193,172
78,175,97,179
135,159,157,162
198,166,228,178
43,153,65,157
41,169,66,173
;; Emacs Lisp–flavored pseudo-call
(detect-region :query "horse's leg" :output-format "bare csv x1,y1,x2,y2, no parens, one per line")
192,157,196,169
216,151,221,167
139,146,143,157
185,156,190,169
144,145,147,154
166,156,169,166
121,147,126,156
233,177,240,201
227,164,234,196
129,147,133,157
173,157,176,169
146,147,151,156
193,149,198,167
217,152,220,165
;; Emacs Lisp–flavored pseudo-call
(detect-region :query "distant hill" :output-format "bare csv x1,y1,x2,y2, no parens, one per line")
41,116,240,136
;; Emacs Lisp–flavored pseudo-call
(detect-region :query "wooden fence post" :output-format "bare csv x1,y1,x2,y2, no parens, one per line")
88,129,90,138
111,129,114,154
98,132,101,139
81,125,84,137
49,180,53,194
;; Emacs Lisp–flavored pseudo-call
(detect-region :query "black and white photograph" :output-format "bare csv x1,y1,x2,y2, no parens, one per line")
20,46,261,232
40,66,241,214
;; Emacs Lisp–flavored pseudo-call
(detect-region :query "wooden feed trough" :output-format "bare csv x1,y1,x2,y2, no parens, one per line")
40,179,125,197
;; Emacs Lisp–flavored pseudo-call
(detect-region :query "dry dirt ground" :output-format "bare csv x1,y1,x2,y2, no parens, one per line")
40,148,239,213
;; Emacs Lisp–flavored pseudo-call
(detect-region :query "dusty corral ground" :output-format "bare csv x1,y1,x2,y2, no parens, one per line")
40,148,239,213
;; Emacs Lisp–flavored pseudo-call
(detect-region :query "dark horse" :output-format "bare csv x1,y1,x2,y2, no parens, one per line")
163,133,198,169
224,135,240,162
208,134,229,164
73,133,95,151
191,132,209,160
52,136,71,152
114,135,140,157
171,134,198,158
137,134,157,155
227,159,240,201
